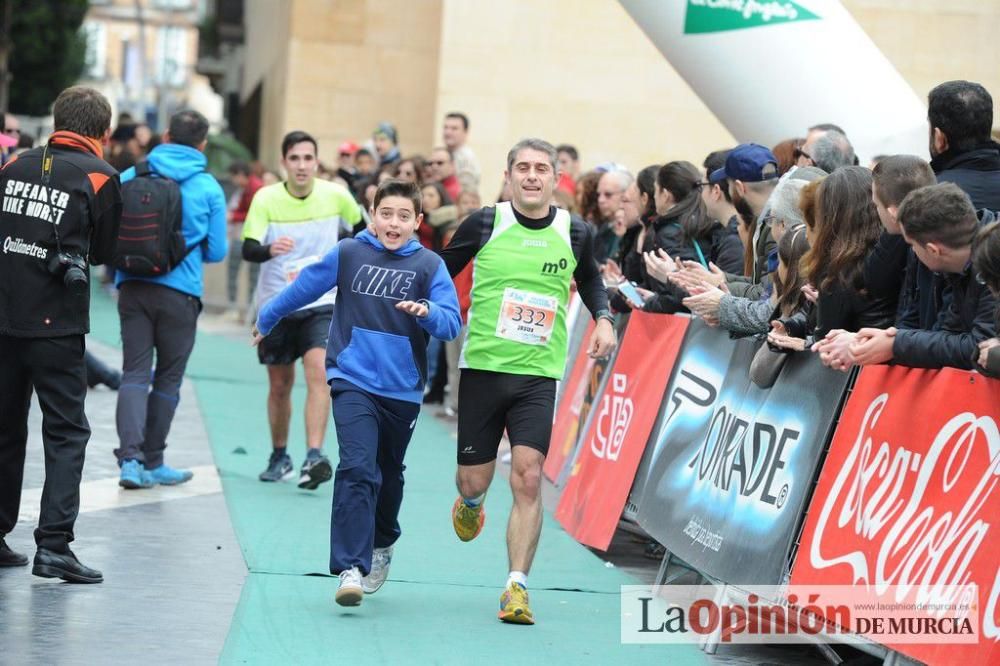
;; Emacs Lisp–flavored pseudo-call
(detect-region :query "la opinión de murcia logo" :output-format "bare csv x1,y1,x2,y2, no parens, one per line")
592,373,634,461
623,584,977,644
809,393,1000,638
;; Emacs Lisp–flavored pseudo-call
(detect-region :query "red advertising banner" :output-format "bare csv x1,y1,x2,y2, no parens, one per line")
555,312,689,550
544,320,596,482
790,366,1000,665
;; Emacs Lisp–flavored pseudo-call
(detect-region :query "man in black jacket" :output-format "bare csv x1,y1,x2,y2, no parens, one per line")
849,183,996,369
0,87,122,583
928,81,1000,211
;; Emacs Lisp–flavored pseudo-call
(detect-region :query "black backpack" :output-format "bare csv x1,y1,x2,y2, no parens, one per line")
114,161,189,276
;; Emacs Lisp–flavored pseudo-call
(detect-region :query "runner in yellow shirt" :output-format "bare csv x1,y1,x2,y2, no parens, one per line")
242,131,361,488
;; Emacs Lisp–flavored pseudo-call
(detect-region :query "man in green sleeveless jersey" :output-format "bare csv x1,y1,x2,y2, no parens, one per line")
440,138,617,624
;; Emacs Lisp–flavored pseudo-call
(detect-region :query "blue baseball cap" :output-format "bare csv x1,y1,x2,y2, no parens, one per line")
710,143,779,183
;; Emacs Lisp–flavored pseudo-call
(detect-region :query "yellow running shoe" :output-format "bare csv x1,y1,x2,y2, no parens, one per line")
498,582,534,625
452,496,485,542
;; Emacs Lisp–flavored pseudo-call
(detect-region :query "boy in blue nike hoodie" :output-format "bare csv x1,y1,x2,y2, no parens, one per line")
253,179,461,607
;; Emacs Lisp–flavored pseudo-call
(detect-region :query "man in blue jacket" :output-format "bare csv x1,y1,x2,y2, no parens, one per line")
253,179,460,607
113,110,228,488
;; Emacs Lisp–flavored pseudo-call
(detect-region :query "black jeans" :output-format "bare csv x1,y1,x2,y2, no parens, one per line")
0,334,89,552
114,281,200,469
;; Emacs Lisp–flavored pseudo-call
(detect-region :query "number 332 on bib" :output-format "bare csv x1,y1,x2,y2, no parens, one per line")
495,287,558,346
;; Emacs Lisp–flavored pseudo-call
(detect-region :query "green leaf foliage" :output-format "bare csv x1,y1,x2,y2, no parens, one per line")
9,0,89,116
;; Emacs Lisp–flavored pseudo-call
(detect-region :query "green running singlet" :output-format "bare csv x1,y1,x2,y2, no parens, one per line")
460,202,577,379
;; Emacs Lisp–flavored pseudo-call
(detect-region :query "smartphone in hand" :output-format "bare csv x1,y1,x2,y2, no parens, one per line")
617,279,644,308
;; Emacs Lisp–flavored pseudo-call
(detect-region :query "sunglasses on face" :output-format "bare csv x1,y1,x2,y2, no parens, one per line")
794,147,813,162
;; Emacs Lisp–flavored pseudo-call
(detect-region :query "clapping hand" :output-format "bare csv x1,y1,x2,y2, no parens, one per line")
766,320,806,352
812,329,857,372
978,338,1000,368
849,327,896,366
682,285,725,321
642,249,677,283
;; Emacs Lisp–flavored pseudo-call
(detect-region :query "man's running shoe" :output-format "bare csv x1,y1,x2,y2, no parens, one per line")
119,459,154,489
336,567,363,606
298,453,332,490
146,464,194,486
362,546,393,594
498,582,534,625
259,452,294,482
452,496,485,542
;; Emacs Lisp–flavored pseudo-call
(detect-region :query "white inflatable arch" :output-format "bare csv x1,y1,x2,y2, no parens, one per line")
619,0,929,162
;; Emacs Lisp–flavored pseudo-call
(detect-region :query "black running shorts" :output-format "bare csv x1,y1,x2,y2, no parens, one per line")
257,305,333,366
456,368,556,466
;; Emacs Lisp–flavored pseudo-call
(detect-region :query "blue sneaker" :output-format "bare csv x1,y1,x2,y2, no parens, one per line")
146,464,194,486
259,452,294,482
119,459,154,490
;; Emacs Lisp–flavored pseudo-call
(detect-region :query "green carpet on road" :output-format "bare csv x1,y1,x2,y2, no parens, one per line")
88,287,705,665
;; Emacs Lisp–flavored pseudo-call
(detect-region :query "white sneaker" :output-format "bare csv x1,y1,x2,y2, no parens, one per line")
362,546,393,594
335,567,363,606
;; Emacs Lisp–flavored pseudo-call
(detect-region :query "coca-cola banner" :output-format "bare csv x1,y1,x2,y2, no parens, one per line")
555,312,689,550
635,322,851,585
790,366,1000,665
543,319,595,483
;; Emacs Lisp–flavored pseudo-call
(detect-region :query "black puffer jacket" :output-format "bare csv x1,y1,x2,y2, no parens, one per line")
707,223,744,275
931,142,1000,211
813,283,896,341
893,210,998,369
977,299,1000,379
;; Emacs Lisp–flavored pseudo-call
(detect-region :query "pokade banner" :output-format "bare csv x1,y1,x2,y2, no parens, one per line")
634,321,851,585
